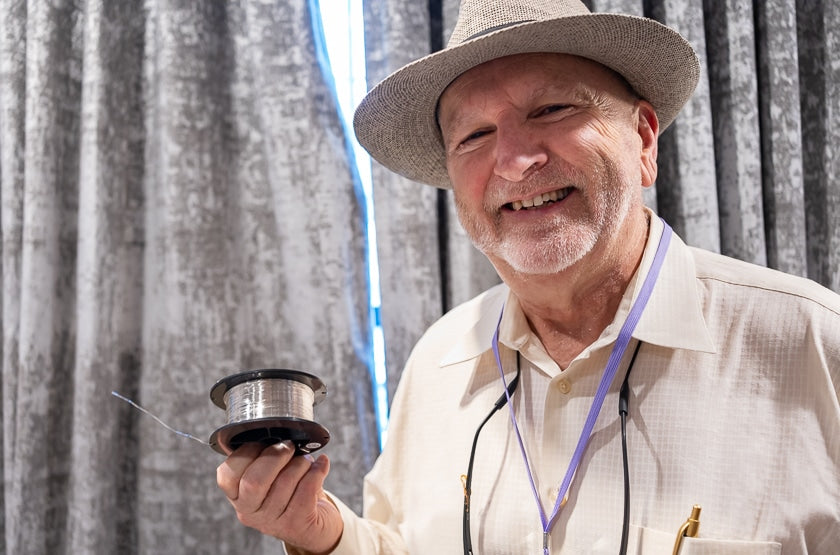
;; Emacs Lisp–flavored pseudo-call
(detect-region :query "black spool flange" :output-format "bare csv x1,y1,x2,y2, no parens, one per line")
208,369,330,456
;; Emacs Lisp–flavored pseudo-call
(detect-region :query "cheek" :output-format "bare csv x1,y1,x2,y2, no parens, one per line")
452,182,482,217
568,125,638,175
567,124,614,155
447,156,490,203
543,125,604,169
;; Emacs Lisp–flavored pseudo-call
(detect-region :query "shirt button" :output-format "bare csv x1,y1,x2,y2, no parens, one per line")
547,488,568,507
556,378,571,394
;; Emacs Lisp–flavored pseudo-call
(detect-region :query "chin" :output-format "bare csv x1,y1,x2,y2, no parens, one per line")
501,253,583,276
490,232,599,275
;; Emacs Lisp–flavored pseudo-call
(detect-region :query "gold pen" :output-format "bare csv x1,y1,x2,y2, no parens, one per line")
672,505,702,555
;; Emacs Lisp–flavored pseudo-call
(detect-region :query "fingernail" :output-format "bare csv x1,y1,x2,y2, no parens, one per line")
304,454,316,463
268,440,294,454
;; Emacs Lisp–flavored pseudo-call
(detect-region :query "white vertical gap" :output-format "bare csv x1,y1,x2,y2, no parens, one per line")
317,0,390,447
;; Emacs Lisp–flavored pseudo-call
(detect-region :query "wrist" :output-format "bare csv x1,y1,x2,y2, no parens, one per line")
283,496,343,555
284,531,341,555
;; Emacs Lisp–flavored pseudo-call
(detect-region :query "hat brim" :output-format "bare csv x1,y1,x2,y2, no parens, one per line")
353,13,700,189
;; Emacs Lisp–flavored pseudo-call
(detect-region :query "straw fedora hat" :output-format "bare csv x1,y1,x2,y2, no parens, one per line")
353,0,700,189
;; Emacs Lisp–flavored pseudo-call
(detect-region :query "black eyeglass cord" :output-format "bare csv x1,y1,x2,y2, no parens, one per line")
618,340,643,555
463,341,643,555
462,352,521,555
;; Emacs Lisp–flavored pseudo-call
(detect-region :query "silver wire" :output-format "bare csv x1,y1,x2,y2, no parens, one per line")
224,378,315,423
111,391,209,445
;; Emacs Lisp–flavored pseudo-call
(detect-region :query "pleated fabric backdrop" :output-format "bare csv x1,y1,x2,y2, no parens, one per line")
1,0,838,553
366,0,840,392
1,1,377,554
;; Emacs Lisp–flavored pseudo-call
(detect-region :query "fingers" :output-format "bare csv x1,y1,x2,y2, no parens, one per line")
216,444,341,551
217,442,260,500
268,454,343,552
216,441,327,518
216,441,294,503
284,454,330,517
262,454,330,529
243,449,318,517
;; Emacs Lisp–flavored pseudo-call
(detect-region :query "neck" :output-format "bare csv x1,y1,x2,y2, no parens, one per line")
495,211,650,369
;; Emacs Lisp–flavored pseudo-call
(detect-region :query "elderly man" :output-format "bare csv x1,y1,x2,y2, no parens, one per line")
217,1,840,553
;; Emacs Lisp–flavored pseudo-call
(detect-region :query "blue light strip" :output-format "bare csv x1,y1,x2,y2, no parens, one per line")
311,0,391,448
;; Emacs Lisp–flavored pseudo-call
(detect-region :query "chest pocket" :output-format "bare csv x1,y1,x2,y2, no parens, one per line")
630,525,781,555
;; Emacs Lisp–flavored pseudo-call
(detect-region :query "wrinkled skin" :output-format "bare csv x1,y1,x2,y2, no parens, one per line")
439,53,659,367
216,442,342,554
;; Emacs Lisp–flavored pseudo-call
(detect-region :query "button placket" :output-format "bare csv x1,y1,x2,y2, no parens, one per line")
556,377,571,394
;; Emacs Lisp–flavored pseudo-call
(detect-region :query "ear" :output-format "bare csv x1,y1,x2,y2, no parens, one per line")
636,100,659,188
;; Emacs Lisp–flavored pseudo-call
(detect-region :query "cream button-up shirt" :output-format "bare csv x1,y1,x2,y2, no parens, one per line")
305,215,840,555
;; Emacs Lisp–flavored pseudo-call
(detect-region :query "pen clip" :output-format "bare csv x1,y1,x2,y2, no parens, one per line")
672,505,701,555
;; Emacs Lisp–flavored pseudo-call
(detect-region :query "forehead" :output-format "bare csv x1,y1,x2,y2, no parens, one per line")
437,53,632,120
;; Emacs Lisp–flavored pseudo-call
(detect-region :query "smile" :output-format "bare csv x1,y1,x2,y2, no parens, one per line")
508,188,572,211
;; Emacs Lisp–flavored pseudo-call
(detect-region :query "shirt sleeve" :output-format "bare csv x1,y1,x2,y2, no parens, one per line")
282,490,408,555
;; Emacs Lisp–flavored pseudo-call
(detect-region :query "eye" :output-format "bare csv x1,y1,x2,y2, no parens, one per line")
533,104,570,117
465,129,486,141
457,128,492,148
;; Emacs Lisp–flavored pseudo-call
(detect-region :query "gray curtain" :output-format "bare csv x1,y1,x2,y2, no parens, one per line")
2,0,838,553
362,2,445,404
364,0,840,387
1,1,377,554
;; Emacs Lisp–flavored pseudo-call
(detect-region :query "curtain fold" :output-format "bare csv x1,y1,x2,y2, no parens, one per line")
1,0,376,553
0,1,26,551
798,0,840,291
67,1,145,553
362,1,443,401
755,0,808,276
137,1,243,551
1,0,838,552
650,0,722,252
5,1,82,553
704,0,767,265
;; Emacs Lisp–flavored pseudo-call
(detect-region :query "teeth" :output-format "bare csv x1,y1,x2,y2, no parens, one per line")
510,188,569,211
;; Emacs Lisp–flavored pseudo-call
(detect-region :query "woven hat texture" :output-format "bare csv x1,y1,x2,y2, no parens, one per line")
353,0,700,189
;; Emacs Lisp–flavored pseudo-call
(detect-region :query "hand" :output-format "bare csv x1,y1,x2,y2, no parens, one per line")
216,441,343,554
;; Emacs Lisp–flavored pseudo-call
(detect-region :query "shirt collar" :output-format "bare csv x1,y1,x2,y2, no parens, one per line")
438,285,508,367
439,210,716,368
629,213,716,353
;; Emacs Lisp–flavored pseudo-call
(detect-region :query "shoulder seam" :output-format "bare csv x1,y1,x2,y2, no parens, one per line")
696,274,840,317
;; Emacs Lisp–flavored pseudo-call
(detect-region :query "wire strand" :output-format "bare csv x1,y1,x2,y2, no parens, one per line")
111,391,208,445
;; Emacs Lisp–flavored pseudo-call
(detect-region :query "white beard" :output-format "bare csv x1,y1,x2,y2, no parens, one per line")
455,158,637,275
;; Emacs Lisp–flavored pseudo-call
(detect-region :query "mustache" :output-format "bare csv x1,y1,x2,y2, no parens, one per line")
483,162,593,208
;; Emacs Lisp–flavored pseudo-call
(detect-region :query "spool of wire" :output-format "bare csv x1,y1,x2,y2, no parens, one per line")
209,369,330,456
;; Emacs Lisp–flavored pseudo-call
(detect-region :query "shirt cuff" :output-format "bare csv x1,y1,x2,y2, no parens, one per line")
284,492,407,555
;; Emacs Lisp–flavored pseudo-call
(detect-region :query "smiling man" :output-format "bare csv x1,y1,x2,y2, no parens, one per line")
437,52,657,368
217,1,840,553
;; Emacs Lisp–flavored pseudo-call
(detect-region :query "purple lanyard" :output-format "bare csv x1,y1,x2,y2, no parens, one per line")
491,219,672,554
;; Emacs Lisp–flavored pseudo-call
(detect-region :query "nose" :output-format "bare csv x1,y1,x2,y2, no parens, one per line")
493,123,548,182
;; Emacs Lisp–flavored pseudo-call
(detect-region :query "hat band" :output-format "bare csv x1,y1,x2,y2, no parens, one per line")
464,20,535,42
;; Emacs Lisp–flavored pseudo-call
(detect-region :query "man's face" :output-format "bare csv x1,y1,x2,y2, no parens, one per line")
437,53,657,276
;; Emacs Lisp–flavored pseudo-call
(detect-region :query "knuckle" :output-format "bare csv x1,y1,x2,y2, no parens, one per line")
237,509,292,540
215,464,231,486
216,468,238,499
237,475,264,500
236,510,261,529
